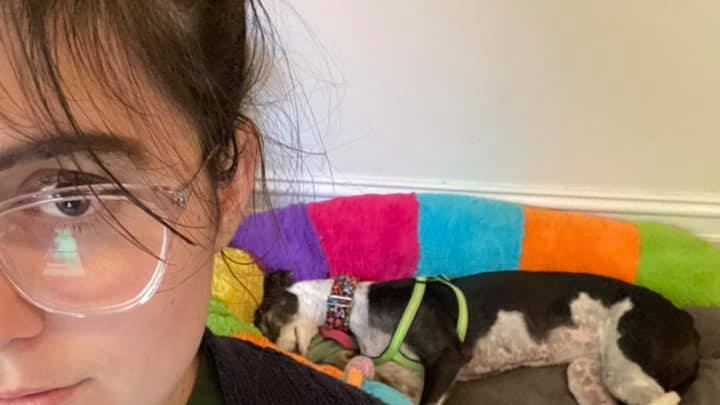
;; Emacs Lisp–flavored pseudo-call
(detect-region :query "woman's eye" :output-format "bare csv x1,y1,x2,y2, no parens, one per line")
40,198,98,218
54,199,94,217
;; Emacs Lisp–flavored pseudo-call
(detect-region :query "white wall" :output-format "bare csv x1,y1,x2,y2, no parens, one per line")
262,1,720,242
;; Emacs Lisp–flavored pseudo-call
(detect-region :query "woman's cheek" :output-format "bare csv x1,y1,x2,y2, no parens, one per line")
57,252,213,405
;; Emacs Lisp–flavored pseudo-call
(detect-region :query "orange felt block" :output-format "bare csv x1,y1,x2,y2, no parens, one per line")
520,207,641,283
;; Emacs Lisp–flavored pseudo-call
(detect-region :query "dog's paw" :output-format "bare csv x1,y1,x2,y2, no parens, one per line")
646,391,680,405
567,357,618,405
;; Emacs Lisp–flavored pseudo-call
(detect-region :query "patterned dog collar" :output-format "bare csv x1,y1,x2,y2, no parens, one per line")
324,275,358,332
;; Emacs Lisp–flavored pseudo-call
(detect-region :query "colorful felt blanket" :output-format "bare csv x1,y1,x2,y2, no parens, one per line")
231,193,720,307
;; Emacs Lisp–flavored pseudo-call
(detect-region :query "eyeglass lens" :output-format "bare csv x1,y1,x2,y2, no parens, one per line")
0,194,167,314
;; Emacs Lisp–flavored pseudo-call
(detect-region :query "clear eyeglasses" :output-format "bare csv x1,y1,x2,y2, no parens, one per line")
0,183,190,318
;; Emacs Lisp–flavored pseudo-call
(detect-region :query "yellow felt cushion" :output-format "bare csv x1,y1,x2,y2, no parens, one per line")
211,248,264,323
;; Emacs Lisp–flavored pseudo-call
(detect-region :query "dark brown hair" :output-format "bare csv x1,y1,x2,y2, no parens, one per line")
0,0,279,242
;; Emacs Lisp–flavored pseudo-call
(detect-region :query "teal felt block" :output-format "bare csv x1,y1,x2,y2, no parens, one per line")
416,194,525,277
362,380,414,405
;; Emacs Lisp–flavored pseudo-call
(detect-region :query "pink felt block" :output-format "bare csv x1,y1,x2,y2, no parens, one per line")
320,327,358,351
307,194,420,281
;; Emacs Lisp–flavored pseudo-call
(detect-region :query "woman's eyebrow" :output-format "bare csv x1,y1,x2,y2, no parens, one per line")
0,131,143,171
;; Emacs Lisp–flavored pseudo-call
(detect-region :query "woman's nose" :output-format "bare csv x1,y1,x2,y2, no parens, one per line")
0,274,44,348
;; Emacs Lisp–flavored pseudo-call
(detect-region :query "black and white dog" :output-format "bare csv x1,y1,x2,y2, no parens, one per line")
255,271,700,405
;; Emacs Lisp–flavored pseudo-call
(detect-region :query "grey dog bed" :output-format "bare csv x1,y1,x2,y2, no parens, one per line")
447,308,720,405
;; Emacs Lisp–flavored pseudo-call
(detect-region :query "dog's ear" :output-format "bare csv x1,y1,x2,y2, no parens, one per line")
264,270,295,296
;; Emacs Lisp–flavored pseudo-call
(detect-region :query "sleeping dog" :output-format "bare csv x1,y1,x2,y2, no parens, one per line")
255,271,700,405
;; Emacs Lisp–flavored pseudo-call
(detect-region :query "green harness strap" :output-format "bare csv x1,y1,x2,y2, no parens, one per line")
373,276,469,374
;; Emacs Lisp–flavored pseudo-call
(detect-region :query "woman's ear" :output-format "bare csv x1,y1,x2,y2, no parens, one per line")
214,124,259,250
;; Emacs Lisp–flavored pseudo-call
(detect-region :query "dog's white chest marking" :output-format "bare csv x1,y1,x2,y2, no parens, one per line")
458,293,609,380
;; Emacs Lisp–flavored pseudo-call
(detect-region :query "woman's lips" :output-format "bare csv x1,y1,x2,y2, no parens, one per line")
0,380,86,405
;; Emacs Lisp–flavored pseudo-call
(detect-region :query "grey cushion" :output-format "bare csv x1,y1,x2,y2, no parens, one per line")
690,308,720,359
447,308,720,405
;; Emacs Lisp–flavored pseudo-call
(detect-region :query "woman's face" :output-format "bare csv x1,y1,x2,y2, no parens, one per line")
0,27,252,405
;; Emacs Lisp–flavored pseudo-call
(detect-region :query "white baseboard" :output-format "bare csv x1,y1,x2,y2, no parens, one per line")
261,175,720,245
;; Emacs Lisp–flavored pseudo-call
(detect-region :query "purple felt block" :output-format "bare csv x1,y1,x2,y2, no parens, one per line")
230,204,329,281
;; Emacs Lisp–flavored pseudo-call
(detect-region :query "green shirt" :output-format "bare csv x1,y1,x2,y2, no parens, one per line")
187,350,224,405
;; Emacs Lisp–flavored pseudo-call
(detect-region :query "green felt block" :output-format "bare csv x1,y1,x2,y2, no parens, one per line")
306,334,347,363
206,297,262,337
636,222,720,307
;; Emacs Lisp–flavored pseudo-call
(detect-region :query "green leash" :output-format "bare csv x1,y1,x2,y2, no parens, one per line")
373,276,469,374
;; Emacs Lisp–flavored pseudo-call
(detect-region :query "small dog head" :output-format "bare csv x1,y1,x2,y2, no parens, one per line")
254,270,318,355
255,270,298,341
658,315,701,395
619,307,701,395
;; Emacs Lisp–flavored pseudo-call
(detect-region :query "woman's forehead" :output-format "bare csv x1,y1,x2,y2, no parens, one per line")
0,28,202,179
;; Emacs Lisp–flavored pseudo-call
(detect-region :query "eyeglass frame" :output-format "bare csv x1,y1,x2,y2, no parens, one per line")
0,182,191,318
